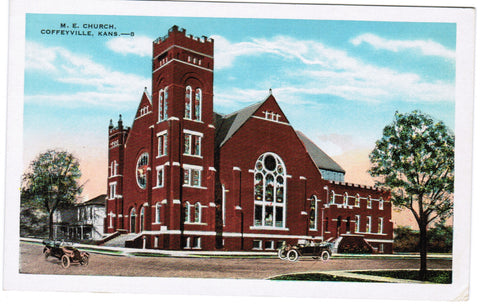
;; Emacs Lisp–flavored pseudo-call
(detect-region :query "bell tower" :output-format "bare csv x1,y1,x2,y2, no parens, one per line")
150,26,216,250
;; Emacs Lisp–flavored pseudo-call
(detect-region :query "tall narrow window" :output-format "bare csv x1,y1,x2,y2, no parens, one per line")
378,217,384,233
330,191,335,204
355,215,360,232
163,86,168,120
194,88,202,121
155,203,161,224
355,194,360,207
157,132,168,157
184,202,191,223
140,207,145,232
379,197,384,210
309,195,317,230
194,202,202,223
366,216,372,233
156,166,164,187
185,86,192,119
158,89,164,122
109,182,117,200
130,207,136,233
253,153,287,228
367,196,372,209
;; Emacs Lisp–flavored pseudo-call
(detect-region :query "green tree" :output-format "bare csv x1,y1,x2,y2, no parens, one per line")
369,111,454,280
21,150,83,239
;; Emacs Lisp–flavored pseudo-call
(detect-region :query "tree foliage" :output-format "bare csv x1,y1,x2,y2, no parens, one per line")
369,111,454,226
21,150,83,239
369,110,454,279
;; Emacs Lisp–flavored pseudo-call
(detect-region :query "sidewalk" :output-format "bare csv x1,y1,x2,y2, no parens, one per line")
317,270,430,283
21,237,452,260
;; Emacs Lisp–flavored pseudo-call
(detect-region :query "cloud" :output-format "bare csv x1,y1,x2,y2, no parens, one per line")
350,33,455,59
25,41,149,108
212,35,455,106
106,35,153,57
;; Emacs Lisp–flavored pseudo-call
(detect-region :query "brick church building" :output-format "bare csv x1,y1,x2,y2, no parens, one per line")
105,26,393,253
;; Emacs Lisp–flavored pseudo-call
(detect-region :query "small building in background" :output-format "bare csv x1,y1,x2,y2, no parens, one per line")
53,194,106,241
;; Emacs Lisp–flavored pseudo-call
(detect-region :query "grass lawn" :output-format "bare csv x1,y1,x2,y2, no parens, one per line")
352,270,452,284
270,273,381,282
270,270,452,283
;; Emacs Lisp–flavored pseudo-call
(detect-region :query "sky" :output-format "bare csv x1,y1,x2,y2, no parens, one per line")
23,14,456,214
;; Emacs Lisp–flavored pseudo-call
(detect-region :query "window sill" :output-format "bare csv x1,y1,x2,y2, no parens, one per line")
250,226,289,231
153,185,164,190
184,222,208,226
183,185,207,189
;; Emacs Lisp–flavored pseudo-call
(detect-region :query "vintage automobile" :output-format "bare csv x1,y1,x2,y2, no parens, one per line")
43,240,89,268
278,240,333,262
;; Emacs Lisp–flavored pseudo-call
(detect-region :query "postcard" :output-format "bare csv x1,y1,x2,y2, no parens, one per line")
3,0,476,302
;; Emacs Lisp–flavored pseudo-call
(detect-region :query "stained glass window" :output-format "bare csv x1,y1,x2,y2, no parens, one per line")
136,153,149,189
253,153,287,228
194,88,202,120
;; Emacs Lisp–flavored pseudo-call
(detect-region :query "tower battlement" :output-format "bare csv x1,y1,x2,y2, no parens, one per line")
153,25,214,59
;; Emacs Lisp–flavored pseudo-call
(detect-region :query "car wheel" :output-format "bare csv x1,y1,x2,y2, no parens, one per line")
61,255,70,269
278,248,288,260
80,255,89,267
321,251,330,261
287,249,299,262
44,250,50,260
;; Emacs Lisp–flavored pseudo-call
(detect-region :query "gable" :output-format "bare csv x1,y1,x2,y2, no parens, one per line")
251,94,290,125
134,88,153,120
215,94,290,148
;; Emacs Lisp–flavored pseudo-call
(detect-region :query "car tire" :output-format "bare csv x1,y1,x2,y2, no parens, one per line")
61,255,70,269
287,249,299,262
321,251,330,261
44,250,50,260
278,248,288,260
80,255,89,267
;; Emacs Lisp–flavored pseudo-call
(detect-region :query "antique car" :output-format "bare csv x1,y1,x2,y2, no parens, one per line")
43,240,89,268
278,240,333,262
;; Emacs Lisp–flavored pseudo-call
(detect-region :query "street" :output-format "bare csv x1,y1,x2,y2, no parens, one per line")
20,242,452,279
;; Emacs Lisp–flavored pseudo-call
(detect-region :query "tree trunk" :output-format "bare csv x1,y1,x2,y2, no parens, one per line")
419,216,428,281
48,211,54,240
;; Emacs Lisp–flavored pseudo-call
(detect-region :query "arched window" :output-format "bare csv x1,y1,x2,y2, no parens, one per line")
194,202,202,223
185,86,192,119
140,207,145,232
136,152,149,189
379,197,384,210
343,192,348,206
130,207,137,233
330,191,335,204
367,195,372,209
184,201,191,223
309,195,317,230
194,88,202,121
355,194,360,207
164,87,169,119
253,153,287,228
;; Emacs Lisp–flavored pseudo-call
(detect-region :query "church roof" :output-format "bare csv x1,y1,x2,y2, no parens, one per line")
214,95,345,174
295,130,345,174
214,100,264,148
